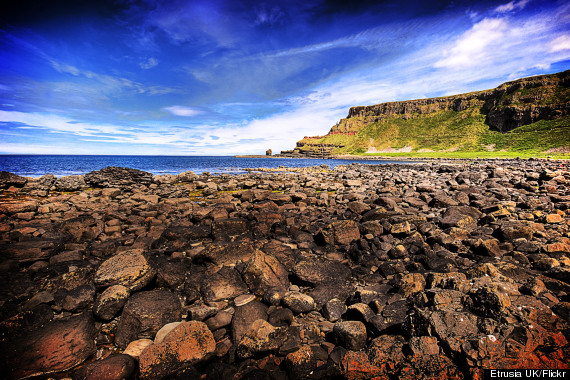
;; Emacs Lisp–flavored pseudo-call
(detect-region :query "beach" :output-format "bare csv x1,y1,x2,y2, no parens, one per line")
0,159,569,379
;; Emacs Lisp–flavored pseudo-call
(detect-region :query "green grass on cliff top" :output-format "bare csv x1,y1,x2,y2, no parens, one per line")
301,111,570,159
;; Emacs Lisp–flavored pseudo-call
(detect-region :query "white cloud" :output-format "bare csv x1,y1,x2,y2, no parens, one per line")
550,35,570,52
495,0,530,13
139,57,159,69
163,106,204,117
434,18,508,69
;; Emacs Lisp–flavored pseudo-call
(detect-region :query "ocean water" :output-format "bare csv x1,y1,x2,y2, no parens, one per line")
0,155,414,177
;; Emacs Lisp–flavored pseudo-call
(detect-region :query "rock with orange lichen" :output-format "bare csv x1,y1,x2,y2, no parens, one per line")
341,351,382,380
138,321,215,379
285,345,319,380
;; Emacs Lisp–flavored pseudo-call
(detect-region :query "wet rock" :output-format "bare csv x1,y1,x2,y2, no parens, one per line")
72,354,136,380
85,166,153,188
94,251,155,291
333,320,367,350
240,250,289,296
115,289,182,348
0,313,96,379
282,291,316,314
138,321,215,379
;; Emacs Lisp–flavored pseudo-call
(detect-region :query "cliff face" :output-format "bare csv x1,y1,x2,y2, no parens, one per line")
292,70,570,155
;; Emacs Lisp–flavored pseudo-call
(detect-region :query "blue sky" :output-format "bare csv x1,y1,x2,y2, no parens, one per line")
0,0,569,155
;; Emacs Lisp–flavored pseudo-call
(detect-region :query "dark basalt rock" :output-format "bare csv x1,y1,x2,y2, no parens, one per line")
0,171,28,188
84,166,153,188
115,289,182,348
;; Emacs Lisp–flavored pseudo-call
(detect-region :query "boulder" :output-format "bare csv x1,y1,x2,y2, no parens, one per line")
282,291,316,314
138,321,215,379
236,319,288,358
115,290,182,348
94,251,155,291
333,321,367,350
93,285,130,320
240,250,289,296
0,313,96,379
293,259,351,286
84,166,153,188
232,301,268,344
55,175,85,191
0,171,27,188
72,354,136,380
201,266,248,302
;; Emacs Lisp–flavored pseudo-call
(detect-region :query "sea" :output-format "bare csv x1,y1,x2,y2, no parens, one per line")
0,155,414,178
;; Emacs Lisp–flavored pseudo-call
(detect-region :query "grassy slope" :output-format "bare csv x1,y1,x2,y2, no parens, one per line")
297,74,570,158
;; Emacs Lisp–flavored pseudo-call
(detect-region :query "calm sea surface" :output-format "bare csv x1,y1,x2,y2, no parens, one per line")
0,155,414,177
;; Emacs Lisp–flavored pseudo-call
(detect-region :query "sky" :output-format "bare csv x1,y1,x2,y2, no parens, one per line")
0,0,569,155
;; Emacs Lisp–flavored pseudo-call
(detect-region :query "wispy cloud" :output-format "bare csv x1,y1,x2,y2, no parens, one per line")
163,105,204,117
139,57,159,69
494,0,530,13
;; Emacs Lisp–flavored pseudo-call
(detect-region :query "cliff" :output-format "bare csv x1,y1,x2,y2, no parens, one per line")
291,70,570,156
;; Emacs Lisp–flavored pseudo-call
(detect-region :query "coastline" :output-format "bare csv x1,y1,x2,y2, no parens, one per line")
0,160,569,378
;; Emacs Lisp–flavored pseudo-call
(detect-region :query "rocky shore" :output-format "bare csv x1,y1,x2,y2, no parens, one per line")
0,160,569,379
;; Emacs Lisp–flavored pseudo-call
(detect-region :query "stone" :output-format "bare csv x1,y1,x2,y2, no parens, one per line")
473,238,502,257
122,339,153,359
56,284,96,312
93,285,130,320
0,171,27,188
205,310,234,331
293,259,351,286
0,313,96,379
341,351,381,380
115,289,182,348
240,250,289,296
94,251,155,291
467,285,511,319
329,220,360,245
395,273,426,297
55,175,85,191
285,345,319,380
263,287,287,306
323,298,347,322
282,291,316,314
84,166,153,188
155,321,184,344
237,319,288,358
368,335,406,375
268,307,294,326
138,321,215,379
72,354,136,380
234,293,256,307
333,321,367,351
201,266,248,302
346,303,374,323
232,301,268,344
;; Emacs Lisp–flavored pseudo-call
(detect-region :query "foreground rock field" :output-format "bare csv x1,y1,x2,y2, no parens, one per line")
0,160,569,379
